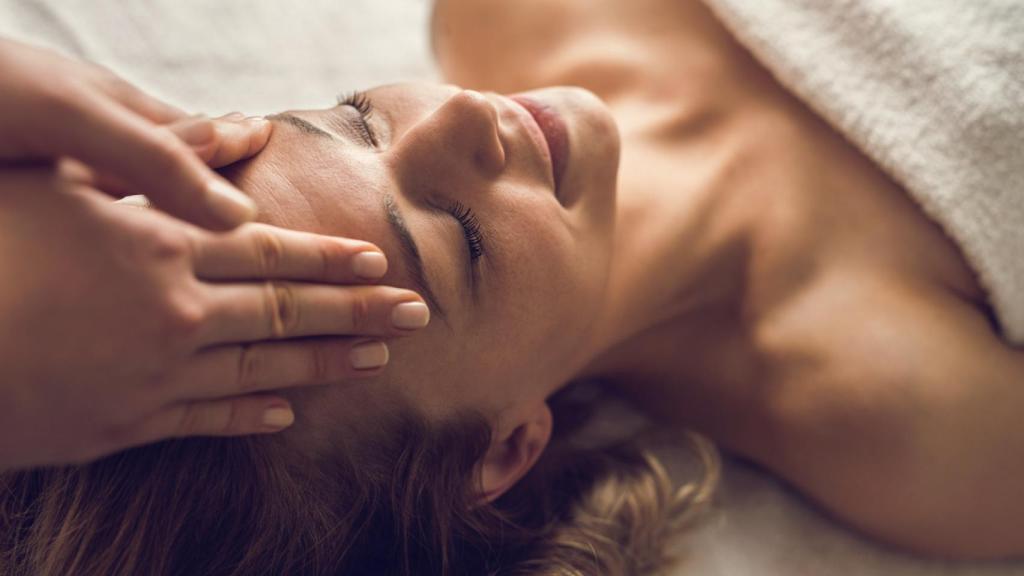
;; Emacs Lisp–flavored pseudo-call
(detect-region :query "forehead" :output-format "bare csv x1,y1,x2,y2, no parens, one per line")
250,109,458,325
226,96,592,420
240,114,389,242
229,114,484,408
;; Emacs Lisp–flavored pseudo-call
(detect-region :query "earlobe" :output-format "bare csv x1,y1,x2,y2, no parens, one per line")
478,403,553,503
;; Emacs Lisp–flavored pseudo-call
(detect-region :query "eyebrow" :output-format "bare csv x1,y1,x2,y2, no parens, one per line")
269,112,450,324
384,195,449,323
267,113,335,140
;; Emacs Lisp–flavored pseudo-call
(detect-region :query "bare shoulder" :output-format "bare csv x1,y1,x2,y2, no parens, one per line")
754,271,1024,559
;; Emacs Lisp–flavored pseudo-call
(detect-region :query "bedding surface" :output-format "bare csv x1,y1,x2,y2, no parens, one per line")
1,1,1022,574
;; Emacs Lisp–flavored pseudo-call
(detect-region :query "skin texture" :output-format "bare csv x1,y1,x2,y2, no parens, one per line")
214,0,1024,557
212,0,1024,558
430,0,1024,559
231,84,619,496
0,40,436,472
0,38,256,229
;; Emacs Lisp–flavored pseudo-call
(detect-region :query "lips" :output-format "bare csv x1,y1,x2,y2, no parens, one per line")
510,96,569,200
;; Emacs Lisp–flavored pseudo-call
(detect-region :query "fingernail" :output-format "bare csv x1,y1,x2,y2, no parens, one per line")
350,341,389,370
247,117,271,135
352,251,388,279
391,302,430,330
116,194,151,209
205,179,257,226
222,111,246,121
262,405,295,430
175,116,215,147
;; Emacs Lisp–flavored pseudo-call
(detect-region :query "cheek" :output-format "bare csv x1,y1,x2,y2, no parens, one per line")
489,196,601,364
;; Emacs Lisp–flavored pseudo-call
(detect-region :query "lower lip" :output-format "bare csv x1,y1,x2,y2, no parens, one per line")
511,96,570,198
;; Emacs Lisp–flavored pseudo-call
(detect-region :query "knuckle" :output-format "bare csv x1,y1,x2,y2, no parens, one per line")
348,292,372,333
37,80,85,117
146,128,191,175
236,344,263,393
181,228,205,264
310,341,332,382
267,282,300,337
316,238,347,280
88,63,120,86
174,405,203,437
251,228,286,276
218,401,243,435
159,294,207,346
99,69,134,97
35,85,72,117
145,227,191,261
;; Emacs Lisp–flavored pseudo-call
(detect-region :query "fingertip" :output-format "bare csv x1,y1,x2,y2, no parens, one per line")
204,179,258,229
171,116,216,148
261,402,296,432
115,194,152,209
245,116,273,156
246,115,270,129
350,340,390,371
352,250,389,280
391,301,431,331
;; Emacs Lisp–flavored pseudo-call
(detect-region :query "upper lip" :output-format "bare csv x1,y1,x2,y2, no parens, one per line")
492,94,556,193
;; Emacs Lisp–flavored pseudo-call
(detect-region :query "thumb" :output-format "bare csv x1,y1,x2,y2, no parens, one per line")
170,113,273,169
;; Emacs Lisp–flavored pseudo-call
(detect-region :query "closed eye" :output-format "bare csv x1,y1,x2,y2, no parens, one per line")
445,200,486,263
337,91,379,147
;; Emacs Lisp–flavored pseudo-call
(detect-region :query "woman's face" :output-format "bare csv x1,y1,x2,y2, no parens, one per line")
233,82,619,429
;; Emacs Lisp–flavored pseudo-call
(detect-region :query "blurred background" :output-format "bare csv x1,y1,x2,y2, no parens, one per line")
0,0,438,114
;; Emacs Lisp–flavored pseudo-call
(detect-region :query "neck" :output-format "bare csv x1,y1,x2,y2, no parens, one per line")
574,103,762,381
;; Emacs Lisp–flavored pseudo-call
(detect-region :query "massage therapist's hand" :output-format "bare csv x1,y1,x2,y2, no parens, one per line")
0,37,258,230
0,170,430,471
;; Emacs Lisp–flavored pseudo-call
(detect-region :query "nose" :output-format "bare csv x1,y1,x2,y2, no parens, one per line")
393,90,506,179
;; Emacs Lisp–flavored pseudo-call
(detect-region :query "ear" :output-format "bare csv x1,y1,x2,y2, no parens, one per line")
478,402,553,503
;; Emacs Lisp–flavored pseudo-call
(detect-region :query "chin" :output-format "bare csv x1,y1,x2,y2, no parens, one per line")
536,86,619,149
557,86,620,217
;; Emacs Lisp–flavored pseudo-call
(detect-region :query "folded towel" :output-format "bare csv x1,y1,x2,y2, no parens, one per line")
703,0,1024,344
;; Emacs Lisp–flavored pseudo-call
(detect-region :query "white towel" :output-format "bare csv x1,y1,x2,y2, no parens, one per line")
702,0,1024,344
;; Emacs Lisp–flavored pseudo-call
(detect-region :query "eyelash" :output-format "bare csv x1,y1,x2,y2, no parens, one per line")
337,91,379,147
340,91,485,266
446,200,486,263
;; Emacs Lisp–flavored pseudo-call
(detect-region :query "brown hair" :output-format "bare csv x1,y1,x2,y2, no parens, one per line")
0,387,718,575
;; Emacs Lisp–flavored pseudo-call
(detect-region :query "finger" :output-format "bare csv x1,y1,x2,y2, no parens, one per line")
56,157,96,186
132,396,296,444
196,283,430,346
50,91,256,230
96,68,187,123
193,114,274,168
171,338,388,401
190,223,389,283
59,157,137,198
85,114,270,196
115,194,152,209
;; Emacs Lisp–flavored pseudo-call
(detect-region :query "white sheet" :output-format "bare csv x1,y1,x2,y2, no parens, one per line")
1,1,1021,574
0,0,438,114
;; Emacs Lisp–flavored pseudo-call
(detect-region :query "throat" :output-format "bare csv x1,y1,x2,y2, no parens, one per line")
581,127,756,379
